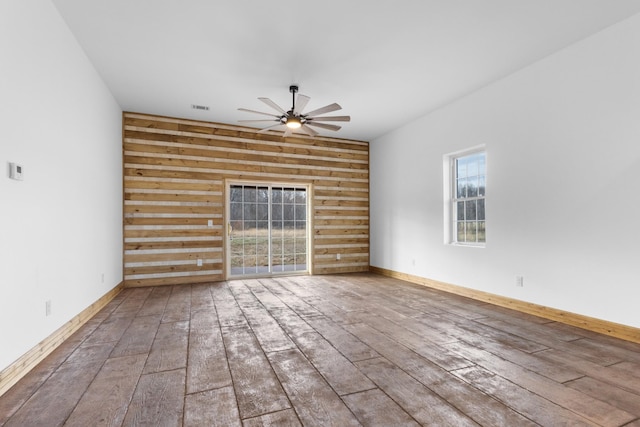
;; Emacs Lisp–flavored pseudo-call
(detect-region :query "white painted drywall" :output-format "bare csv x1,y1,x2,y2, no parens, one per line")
0,1,122,371
371,13,640,328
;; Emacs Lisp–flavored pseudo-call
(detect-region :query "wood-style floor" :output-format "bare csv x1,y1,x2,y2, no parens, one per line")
1,274,640,426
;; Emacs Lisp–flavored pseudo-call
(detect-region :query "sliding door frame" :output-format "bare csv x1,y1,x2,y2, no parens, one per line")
224,179,313,279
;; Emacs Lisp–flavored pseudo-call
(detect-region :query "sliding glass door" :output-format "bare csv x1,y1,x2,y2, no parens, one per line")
227,183,309,277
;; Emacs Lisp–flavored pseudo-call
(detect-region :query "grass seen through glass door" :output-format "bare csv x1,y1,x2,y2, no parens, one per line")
230,227,307,270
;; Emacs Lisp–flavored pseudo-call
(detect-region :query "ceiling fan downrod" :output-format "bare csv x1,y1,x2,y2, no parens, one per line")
286,85,303,128
289,85,299,113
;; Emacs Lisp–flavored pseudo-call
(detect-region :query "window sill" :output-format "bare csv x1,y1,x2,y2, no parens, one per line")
448,242,486,248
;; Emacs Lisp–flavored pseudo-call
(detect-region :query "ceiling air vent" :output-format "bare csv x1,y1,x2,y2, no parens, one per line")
191,104,210,111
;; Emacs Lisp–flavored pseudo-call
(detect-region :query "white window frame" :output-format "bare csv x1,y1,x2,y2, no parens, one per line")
443,146,486,247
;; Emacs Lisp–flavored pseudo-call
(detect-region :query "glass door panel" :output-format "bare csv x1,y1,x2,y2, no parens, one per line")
271,187,307,273
228,183,308,278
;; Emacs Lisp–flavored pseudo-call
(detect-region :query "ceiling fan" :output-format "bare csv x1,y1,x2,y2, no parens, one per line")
238,85,350,137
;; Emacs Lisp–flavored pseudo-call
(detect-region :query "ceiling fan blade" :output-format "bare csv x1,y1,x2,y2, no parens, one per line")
257,124,287,134
294,94,310,115
299,124,319,136
258,97,287,114
238,119,280,123
307,115,350,122
305,122,341,131
304,103,341,117
238,108,281,118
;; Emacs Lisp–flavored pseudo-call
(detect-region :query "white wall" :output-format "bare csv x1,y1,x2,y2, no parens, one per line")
371,14,640,328
0,1,122,371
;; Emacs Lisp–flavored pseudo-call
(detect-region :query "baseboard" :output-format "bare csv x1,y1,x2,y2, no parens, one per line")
370,266,640,344
0,282,125,397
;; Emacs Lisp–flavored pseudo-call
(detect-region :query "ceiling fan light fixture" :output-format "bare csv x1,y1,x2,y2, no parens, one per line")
286,116,302,129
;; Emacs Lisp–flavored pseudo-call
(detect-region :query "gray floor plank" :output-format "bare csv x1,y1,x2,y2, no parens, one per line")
184,386,242,427
122,368,186,427
242,409,302,427
342,388,420,427
186,309,232,394
268,349,361,427
355,357,478,426
64,354,147,427
221,325,291,419
143,320,189,374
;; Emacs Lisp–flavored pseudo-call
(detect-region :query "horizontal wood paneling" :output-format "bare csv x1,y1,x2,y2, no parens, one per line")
123,113,369,286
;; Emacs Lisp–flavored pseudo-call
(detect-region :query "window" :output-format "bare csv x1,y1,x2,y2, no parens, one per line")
449,149,486,245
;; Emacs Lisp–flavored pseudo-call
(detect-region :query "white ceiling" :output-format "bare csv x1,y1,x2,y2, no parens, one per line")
52,0,640,142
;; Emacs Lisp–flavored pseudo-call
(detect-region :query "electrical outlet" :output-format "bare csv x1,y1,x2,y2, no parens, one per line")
45,300,52,316
207,219,213,227
336,253,341,260
197,258,203,267
515,275,524,287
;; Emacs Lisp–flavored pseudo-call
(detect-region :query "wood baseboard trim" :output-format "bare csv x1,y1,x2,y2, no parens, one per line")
0,282,125,397
370,266,640,344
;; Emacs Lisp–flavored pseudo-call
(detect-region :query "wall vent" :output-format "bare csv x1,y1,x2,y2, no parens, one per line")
191,104,210,111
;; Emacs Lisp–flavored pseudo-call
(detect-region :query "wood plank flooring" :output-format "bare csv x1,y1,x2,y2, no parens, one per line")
1,273,640,426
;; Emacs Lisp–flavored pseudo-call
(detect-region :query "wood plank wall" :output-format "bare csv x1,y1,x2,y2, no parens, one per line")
123,112,369,287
